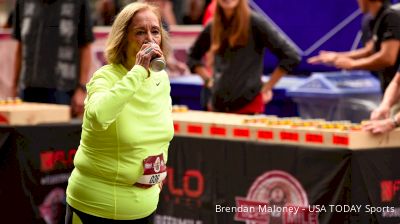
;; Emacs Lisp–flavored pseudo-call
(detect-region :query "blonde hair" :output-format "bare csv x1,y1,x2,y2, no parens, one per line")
211,0,250,53
105,2,169,65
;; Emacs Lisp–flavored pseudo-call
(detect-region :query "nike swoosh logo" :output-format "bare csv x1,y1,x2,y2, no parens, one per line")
156,82,161,86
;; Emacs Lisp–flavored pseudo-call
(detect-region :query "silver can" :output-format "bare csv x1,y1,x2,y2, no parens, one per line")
149,57,166,72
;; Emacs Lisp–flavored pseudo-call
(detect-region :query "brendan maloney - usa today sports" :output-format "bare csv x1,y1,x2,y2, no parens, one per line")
215,204,395,215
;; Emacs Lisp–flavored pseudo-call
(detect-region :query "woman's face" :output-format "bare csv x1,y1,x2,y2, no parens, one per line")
217,0,240,11
127,9,162,56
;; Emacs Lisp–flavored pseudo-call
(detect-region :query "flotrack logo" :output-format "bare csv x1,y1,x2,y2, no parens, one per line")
234,170,318,223
40,148,77,172
163,168,205,207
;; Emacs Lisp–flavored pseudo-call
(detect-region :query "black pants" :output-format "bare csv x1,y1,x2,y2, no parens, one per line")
65,204,154,224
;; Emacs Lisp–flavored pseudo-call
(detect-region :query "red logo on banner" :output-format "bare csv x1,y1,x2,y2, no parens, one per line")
40,149,76,172
381,180,400,202
164,167,205,207
235,170,318,224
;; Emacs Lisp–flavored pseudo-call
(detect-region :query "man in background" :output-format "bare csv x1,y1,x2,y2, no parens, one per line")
12,0,94,117
308,0,400,94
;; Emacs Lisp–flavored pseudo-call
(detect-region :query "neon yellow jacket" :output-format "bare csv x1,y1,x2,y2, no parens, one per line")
66,64,174,220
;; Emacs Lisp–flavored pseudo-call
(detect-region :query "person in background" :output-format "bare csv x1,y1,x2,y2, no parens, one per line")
98,0,188,75
139,0,189,75
187,0,300,114
12,0,94,117
202,0,215,26
99,0,177,27
95,0,121,26
3,11,13,28
65,2,173,223
182,0,206,24
170,0,185,24
141,0,176,26
307,0,400,93
363,68,400,134
1,0,15,28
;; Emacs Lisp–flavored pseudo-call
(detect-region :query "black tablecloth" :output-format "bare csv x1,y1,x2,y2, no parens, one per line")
1,124,399,223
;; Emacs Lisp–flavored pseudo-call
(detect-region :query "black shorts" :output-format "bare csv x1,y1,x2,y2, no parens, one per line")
65,204,154,224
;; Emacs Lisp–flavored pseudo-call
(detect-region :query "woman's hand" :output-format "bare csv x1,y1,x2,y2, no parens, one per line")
362,119,396,134
370,106,390,120
135,42,163,71
261,87,273,104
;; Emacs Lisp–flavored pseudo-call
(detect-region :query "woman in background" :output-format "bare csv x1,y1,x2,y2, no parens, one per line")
187,0,300,114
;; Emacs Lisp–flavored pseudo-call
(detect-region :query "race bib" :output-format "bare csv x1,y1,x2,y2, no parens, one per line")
135,153,167,188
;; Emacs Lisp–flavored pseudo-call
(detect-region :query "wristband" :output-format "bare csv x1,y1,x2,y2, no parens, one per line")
391,116,400,128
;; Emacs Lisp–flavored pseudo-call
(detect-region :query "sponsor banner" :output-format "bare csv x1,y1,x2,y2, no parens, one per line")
157,136,400,223
0,124,81,224
1,127,400,223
